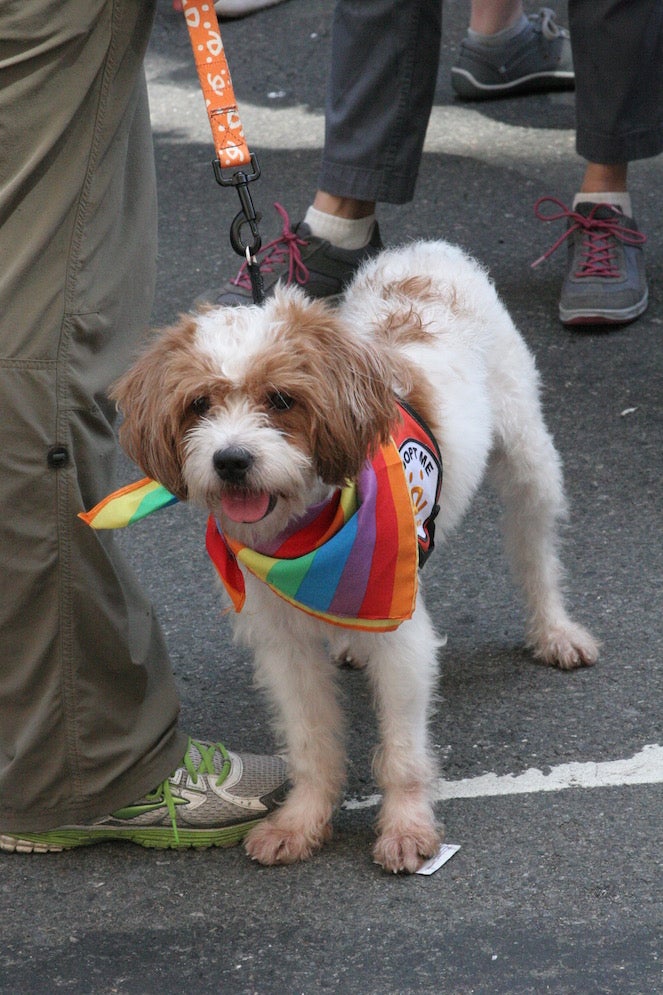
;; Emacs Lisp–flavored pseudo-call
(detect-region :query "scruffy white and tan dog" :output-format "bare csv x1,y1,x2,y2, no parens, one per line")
113,241,598,873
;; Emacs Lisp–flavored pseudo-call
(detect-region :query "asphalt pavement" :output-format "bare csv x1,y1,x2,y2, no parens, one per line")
2,2,661,993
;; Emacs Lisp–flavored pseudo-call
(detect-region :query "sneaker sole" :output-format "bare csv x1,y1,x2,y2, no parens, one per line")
0,820,263,853
451,67,574,100
560,290,648,327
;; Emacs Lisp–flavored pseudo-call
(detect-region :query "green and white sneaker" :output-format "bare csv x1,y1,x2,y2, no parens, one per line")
0,738,288,853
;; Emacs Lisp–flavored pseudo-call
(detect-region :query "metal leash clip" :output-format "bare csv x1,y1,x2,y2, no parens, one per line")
212,153,264,303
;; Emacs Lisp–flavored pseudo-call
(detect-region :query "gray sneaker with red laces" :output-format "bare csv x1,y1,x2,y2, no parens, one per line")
199,202,383,307
533,197,648,327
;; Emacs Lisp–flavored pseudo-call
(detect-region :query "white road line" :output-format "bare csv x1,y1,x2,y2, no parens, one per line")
343,743,663,810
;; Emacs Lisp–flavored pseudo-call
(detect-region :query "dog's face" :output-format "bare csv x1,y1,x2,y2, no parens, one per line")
112,286,399,540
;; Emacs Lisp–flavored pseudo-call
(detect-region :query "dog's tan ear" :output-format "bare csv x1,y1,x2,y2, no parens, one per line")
111,319,199,499
291,308,399,484
316,343,398,483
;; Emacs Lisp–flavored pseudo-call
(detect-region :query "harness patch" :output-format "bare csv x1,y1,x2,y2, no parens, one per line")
394,401,442,566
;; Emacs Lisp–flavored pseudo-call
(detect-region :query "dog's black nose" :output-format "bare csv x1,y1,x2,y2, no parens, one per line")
213,446,254,483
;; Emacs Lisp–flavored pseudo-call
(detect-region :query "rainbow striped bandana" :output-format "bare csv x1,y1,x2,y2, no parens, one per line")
80,403,441,633
79,477,179,529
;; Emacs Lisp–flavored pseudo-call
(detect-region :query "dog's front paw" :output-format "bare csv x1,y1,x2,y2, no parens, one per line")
532,620,600,670
244,815,333,866
373,822,442,874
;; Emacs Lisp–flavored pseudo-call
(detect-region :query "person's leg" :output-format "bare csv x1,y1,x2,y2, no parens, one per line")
317,0,442,208
570,0,663,168
578,164,628,196
467,0,522,34
571,0,663,206
307,0,443,247
536,0,663,326
0,0,188,834
0,0,289,851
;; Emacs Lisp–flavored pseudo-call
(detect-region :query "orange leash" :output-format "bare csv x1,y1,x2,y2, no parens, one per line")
180,0,264,299
180,0,250,168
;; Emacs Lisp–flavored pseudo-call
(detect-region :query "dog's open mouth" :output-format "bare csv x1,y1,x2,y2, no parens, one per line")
219,490,276,524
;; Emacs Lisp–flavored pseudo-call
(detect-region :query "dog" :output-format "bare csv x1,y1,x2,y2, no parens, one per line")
112,240,599,873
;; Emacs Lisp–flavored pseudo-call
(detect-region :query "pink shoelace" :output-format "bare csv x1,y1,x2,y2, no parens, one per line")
230,202,310,290
532,196,646,277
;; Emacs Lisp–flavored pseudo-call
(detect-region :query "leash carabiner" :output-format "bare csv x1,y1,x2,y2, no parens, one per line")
213,153,262,257
213,154,265,303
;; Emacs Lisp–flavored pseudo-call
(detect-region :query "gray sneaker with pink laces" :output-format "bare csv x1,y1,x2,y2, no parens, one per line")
533,198,648,327
199,203,383,307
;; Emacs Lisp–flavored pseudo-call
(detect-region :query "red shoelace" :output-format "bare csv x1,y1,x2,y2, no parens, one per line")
230,202,310,290
532,196,646,277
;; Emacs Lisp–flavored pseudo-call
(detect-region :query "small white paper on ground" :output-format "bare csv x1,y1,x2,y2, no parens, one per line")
416,843,461,875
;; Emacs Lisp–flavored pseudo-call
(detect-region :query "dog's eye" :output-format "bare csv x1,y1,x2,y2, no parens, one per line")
266,390,295,412
190,396,211,417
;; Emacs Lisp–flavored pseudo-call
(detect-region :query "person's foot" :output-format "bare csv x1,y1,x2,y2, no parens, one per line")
198,203,383,307
451,7,574,100
0,738,288,852
533,197,648,326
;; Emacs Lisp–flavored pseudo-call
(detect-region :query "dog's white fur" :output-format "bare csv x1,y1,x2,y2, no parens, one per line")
113,240,599,873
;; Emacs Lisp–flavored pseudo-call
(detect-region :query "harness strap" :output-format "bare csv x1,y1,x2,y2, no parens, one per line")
180,0,252,169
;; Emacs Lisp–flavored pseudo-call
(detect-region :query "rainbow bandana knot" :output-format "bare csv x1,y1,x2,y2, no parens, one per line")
207,402,442,632
80,402,441,633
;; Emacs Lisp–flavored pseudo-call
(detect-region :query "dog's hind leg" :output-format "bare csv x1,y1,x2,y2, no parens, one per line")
487,346,599,669
358,605,443,873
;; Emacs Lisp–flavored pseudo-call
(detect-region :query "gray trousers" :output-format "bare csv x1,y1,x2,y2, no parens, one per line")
0,0,186,832
568,0,663,163
318,0,663,203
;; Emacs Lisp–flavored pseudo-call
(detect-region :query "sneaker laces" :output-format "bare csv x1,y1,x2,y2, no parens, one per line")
231,202,310,290
531,196,646,276
533,7,569,41
145,738,232,844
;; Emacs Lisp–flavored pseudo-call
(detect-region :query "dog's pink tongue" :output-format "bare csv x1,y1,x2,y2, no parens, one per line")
220,491,272,524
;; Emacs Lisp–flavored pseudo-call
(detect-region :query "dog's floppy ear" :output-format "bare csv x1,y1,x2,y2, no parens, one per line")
111,318,202,499
313,332,399,484
277,299,399,484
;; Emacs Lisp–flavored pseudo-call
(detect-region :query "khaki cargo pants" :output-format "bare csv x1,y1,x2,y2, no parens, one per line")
0,0,186,832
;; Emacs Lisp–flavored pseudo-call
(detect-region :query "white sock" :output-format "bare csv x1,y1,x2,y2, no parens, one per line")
304,206,376,250
468,14,528,46
573,191,633,216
